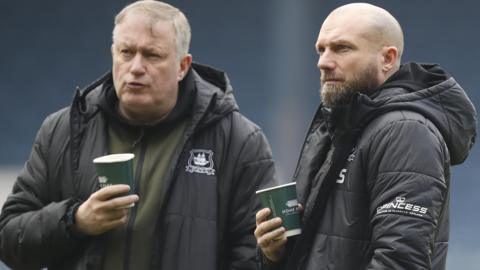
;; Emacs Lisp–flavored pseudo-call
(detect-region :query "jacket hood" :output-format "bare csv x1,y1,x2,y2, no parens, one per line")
327,62,477,165
188,63,239,130
71,62,239,133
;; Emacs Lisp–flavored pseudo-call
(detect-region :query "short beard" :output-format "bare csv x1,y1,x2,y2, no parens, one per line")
320,64,380,108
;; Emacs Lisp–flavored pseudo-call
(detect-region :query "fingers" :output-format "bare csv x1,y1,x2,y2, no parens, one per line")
74,190,138,235
256,208,271,225
94,184,131,201
87,208,128,225
75,202,130,235
90,213,129,233
254,208,288,263
255,208,283,239
91,184,138,209
266,236,288,252
103,217,129,230
103,208,129,221
257,226,286,248
255,216,283,238
104,194,139,209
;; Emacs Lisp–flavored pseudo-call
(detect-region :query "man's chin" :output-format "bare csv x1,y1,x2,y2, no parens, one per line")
120,94,152,107
321,85,356,107
321,84,342,99
119,98,152,113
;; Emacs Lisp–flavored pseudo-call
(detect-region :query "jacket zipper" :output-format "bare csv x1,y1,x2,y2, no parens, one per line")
123,129,147,270
292,107,323,179
149,132,194,269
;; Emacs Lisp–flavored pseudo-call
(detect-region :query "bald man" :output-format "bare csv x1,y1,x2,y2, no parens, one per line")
255,3,476,270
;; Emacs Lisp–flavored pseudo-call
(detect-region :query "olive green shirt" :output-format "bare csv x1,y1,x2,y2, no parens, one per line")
102,118,188,270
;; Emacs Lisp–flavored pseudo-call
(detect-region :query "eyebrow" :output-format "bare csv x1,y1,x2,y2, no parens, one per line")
114,41,166,52
316,38,355,51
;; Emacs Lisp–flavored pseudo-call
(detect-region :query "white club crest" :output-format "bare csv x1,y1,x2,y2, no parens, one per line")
186,149,215,175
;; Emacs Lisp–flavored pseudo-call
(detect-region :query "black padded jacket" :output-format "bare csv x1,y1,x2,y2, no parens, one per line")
268,63,477,270
0,63,275,270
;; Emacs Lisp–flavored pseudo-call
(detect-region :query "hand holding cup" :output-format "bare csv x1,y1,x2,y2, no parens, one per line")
254,182,302,262
255,207,288,262
74,153,138,235
75,184,139,235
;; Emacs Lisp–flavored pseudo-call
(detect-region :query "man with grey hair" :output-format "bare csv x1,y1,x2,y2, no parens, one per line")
0,1,274,269
255,3,476,270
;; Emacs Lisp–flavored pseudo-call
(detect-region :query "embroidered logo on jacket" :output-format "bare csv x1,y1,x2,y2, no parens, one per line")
186,149,216,175
376,196,428,217
336,147,357,184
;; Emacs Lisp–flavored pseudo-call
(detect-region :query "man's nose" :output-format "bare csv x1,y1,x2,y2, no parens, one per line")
130,54,146,75
317,51,335,71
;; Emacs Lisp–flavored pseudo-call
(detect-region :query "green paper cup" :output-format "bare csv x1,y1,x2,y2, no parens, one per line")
256,182,301,237
93,153,135,208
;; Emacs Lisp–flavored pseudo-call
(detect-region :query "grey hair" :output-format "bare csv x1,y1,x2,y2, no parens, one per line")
113,0,191,59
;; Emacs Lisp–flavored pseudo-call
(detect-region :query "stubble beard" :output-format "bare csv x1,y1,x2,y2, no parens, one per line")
320,64,380,108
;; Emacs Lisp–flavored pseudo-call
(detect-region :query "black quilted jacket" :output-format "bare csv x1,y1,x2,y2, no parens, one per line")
270,63,477,270
0,63,275,270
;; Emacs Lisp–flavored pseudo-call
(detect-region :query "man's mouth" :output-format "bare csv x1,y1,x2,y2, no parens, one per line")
321,73,343,84
321,78,343,85
126,81,146,89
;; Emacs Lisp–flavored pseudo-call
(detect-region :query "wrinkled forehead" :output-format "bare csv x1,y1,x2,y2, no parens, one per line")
113,12,175,41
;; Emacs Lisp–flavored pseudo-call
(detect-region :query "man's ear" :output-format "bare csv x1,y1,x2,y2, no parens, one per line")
381,46,399,73
178,54,193,81
111,44,115,58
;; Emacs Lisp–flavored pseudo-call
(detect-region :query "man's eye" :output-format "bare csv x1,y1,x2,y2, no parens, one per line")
146,53,160,58
145,52,165,59
120,49,133,56
336,45,350,52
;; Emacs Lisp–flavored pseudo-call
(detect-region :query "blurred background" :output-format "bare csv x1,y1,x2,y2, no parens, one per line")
0,0,478,269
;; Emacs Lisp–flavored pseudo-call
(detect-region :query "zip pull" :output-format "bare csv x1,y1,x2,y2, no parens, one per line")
132,128,145,148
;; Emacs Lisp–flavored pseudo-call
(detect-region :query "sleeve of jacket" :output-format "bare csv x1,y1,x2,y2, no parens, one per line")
227,127,276,270
0,112,86,269
365,117,449,269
